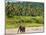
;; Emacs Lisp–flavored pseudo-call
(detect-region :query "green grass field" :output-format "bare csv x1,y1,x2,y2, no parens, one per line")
6,16,44,29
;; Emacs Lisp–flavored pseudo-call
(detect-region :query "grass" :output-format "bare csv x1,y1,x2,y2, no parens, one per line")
6,16,44,29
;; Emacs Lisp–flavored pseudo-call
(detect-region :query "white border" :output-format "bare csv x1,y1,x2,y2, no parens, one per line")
0,0,5,35
0,0,45,35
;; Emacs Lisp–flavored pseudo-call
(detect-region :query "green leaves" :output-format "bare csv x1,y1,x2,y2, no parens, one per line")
5,2,44,17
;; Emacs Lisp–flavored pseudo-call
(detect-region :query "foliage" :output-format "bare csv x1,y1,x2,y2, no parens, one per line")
5,2,44,29
5,2,44,17
6,16,44,28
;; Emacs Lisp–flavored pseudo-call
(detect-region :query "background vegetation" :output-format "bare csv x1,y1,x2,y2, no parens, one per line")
5,2,44,29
